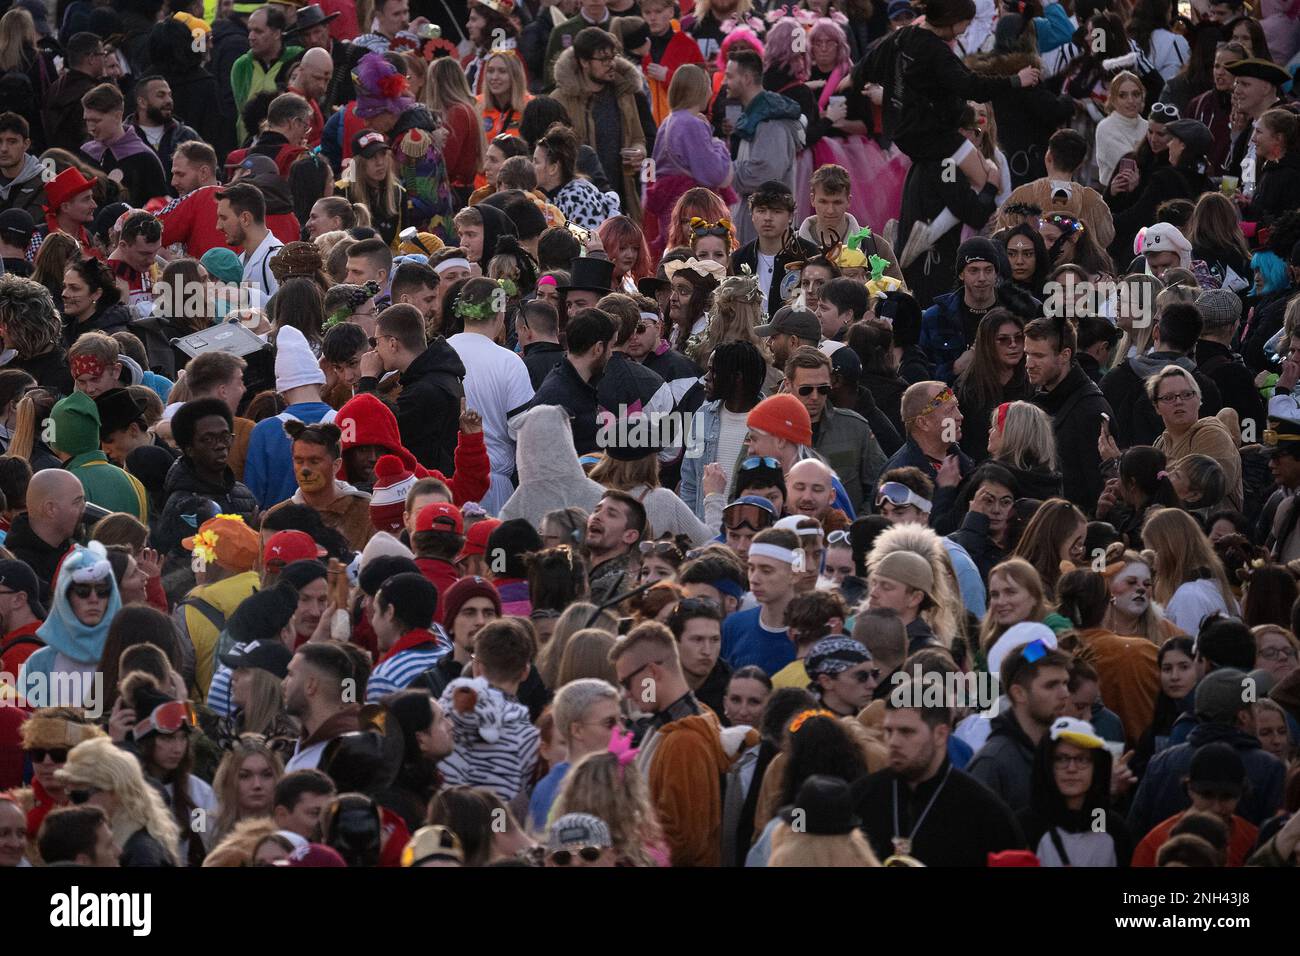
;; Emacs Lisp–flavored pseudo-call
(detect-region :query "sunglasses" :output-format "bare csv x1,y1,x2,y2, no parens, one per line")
1151,102,1180,121
69,583,112,600
69,786,100,805
827,529,851,546
740,456,780,470
639,540,682,558
797,384,831,397
677,597,721,614
548,846,604,865
29,747,69,763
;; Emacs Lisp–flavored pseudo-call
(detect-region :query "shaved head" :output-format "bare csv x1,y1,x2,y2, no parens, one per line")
787,458,833,484
27,469,85,544
295,47,334,100
786,458,836,520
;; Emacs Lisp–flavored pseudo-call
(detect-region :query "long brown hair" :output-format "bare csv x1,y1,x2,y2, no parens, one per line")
1188,192,1251,266
211,736,284,843
978,558,1049,652
1142,507,1236,610
1011,499,1087,598
957,308,1024,412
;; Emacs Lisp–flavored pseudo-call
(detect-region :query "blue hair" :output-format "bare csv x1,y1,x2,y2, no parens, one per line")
1252,250,1288,295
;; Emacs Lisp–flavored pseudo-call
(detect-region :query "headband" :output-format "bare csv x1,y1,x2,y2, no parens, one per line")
71,354,107,379
711,578,744,599
537,275,557,287
454,279,516,321
788,708,836,734
996,401,1011,433
749,542,805,573
638,311,660,323
663,257,727,284
433,257,471,274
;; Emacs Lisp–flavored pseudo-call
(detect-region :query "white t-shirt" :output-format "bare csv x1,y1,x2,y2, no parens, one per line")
448,331,536,511
139,124,165,148
1165,579,1237,636
755,252,776,300
716,407,749,488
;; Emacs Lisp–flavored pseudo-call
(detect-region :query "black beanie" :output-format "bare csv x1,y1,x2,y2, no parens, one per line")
486,519,542,579
377,572,439,631
360,555,420,597
280,559,328,591
227,582,300,645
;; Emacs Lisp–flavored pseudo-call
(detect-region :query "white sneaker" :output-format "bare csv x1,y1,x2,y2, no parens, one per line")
899,218,933,269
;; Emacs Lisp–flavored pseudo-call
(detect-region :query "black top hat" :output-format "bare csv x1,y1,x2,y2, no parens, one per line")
779,774,861,836
94,387,149,439
557,256,614,296
287,3,340,35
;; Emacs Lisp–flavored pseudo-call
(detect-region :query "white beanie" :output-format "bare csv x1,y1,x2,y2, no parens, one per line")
274,325,325,393
360,531,414,569
987,621,1058,678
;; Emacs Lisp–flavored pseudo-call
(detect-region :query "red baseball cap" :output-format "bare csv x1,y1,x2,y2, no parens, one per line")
456,518,500,563
263,530,327,570
415,502,464,535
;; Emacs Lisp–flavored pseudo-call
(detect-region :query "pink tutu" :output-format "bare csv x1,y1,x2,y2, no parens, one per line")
795,135,911,237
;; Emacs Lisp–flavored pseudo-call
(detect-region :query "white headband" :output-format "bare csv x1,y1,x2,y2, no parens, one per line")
433,257,471,274
639,311,660,323
748,543,806,573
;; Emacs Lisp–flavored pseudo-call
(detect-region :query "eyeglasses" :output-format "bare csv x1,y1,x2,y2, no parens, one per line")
741,456,780,470
1260,645,1299,661
69,583,112,600
69,786,100,805
548,846,604,865
995,333,1025,346
1053,753,1093,769
1156,389,1197,405
618,659,664,693
196,431,234,447
796,384,831,397
29,747,69,763
1151,102,1180,121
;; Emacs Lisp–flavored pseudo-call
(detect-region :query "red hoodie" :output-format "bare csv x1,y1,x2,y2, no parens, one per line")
334,393,491,505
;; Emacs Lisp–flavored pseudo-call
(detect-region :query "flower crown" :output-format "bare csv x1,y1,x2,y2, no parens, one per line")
1041,213,1084,235
788,708,837,734
454,278,516,321
715,272,763,305
322,280,382,331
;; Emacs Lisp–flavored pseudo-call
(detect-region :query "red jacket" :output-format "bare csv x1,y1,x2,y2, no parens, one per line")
0,620,43,675
334,393,491,505
643,30,705,125
267,212,301,245
442,101,482,189
158,185,235,258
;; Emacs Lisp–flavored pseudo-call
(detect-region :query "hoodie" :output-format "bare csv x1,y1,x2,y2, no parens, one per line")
729,92,805,247
242,165,302,246
20,544,122,705
472,202,518,273
359,337,466,480
0,153,46,219
438,676,540,802
498,403,608,527
49,391,148,520
1100,350,1223,447
965,710,1039,815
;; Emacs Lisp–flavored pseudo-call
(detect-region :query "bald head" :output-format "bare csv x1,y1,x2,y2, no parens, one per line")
27,469,85,544
787,458,835,520
295,48,334,101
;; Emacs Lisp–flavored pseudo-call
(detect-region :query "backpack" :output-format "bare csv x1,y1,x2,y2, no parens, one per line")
172,595,228,692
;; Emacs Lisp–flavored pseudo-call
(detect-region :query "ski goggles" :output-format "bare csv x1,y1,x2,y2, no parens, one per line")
876,482,933,514
723,503,775,532
740,456,781,471
133,700,197,740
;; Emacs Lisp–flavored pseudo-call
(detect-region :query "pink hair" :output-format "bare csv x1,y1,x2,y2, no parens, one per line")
809,17,852,74
598,215,653,282
763,17,810,83
717,28,766,72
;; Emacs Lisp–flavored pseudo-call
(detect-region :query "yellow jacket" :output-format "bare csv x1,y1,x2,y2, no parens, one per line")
179,571,259,701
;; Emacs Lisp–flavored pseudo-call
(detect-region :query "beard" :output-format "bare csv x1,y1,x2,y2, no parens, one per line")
145,106,170,125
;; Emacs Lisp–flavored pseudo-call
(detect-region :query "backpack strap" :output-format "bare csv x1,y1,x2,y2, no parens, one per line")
178,595,227,633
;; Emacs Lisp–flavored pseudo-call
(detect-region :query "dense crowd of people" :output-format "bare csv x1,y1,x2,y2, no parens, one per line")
0,0,1297,871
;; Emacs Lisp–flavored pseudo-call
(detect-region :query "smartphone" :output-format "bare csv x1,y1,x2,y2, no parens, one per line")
1115,157,1138,181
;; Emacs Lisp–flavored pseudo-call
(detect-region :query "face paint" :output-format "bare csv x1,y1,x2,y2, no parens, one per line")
297,469,329,493
1112,561,1151,617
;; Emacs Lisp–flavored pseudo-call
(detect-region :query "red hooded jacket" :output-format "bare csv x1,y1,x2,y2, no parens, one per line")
334,393,491,505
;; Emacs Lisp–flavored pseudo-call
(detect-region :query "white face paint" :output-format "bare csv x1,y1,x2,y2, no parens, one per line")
1110,561,1152,617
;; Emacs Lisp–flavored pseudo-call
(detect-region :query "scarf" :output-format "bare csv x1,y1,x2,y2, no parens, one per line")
734,91,801,141
80,125,154,163
817,66,847,113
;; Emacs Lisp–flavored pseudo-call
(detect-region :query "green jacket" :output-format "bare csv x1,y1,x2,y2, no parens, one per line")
66,452,148,521
812,404,886,514
231,46,304,142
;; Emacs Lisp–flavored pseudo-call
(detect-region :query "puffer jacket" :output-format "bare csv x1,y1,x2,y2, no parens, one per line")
154,455,258,556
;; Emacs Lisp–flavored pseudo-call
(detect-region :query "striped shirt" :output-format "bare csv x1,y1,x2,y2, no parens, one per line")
367,644,450,702
438,677,539,801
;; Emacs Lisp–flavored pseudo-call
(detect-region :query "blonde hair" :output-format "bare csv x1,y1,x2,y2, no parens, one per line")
866,524,963,645
1114,274,1163,360
992,400,1058,471
979,558,1049,652
56,736,179,864
478,49,528,115
608,620,680,667
556,628,620,686
1144,363,1202,405
668,63,712,113
690,274,770,367
236,668,295,739
768,820,882,867
201,817,280,867
694,0,753,19
0,7,36,73
538,602,617,688
210,736,284,843
1142,508,1236,610
1105,70,1145,114
552,750,665,866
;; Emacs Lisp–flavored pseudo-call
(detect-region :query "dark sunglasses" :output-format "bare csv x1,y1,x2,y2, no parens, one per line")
797,384,831,397
70,583,112,600
549,846,604,865
29,747,69,763
69,787,100,805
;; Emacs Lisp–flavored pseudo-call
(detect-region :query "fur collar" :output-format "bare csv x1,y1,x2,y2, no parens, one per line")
964,50,1040,76
553,46,644,98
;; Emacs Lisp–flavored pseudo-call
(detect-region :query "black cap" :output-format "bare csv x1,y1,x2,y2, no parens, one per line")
0,559,45,618
351,129,390,159
220,638,294,678
0,208,34,244
830,345,861,379
94,387,148,439
1187,741,1246,795
754,305,821,340
779,774,861,835
359,555,420,597
376,572,439,631
558,257,614,295
226,582,300,646
91,202,130,242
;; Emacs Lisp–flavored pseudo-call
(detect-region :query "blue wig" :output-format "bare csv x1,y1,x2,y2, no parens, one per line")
1251,250,1288,296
